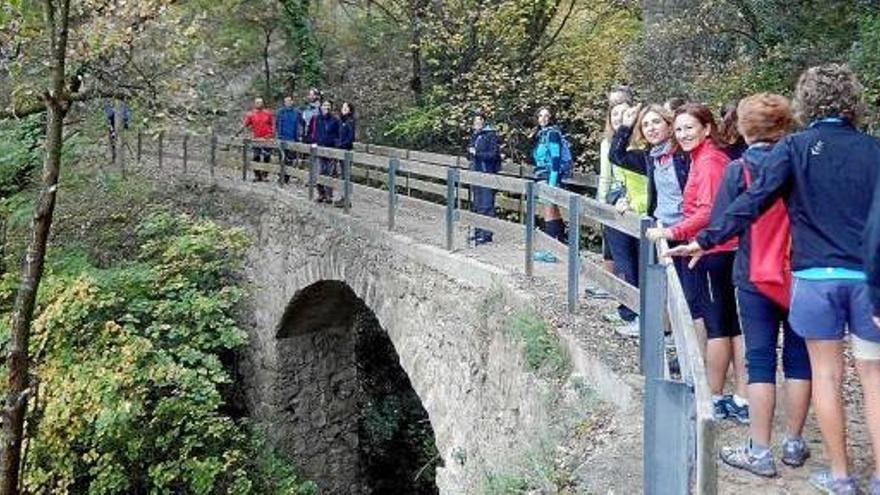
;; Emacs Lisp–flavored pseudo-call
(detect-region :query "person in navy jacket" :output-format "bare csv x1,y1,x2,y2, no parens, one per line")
869,172,880,328
275,96,302,166
310,100,340,203
671,64,880,494
468,112,502,244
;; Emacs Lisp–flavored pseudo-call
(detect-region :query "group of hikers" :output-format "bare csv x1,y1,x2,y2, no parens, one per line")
580,64,880,494
240,88,356,205
239,63,880,494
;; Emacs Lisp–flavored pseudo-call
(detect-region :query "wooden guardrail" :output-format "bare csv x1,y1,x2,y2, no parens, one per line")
130,130,716,494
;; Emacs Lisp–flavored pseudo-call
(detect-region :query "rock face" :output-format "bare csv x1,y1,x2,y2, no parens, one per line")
220,185,563,493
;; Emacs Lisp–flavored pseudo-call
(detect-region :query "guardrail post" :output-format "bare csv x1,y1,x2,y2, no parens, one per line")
158,131,164,169
524,181,536,277
343,151,353,214
278,140,287,185
567,195,581,313
136,130,142,164
445,168,459,251
182,133,189,174
308,146,318,200
209,129,216,177
641,264,668,378
242,139,249,181
638,216,654,369
387,157,398,230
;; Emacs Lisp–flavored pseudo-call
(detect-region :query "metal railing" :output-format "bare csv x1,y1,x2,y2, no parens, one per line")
127,129,716,494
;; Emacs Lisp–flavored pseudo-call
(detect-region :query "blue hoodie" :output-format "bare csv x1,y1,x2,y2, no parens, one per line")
697,119,880,274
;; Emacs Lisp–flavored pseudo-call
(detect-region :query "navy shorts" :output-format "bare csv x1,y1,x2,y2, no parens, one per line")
736,287,811,384
692,251,740,339
670,241,702,320
789,279,880,342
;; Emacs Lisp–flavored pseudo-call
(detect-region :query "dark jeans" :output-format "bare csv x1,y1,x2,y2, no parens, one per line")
605,226,639,322
317,157,337,200
252,146,271,180
471,185,496,241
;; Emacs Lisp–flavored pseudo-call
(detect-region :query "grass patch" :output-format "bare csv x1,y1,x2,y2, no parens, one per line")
506,310,570,379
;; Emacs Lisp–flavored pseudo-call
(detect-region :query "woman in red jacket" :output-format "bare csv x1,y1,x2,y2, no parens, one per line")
648,103,749,424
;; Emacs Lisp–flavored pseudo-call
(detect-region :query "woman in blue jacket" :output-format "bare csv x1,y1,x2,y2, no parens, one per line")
311,100,340,203
468,112,501,244
532,107,566,245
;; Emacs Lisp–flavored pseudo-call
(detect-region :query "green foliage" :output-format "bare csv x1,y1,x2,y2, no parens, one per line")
0,212,314,494
506,310,570,379
0,115,43,198
851,14,880,127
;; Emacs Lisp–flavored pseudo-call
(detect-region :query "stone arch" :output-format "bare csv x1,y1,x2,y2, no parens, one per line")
274,269,441,494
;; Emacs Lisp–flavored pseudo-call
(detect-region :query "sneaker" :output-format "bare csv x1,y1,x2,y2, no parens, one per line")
719,443,777,477
868,476,880,495
533,250,558,263
809,469,858,495
781,436,810,468
615,317,640,338
723,395,750,425
584,284,612,299
713,397,730,421
333,198,350,208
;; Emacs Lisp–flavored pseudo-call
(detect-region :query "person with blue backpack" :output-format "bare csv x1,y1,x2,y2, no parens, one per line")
671,64,880,495
532,107,572,251
468,112,502,245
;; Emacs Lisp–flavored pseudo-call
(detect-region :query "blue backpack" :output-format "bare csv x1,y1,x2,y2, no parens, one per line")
559,133,573,178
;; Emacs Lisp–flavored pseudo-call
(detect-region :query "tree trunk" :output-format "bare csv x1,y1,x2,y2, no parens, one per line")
409,0,427,103
0,0,70,493
263,29,272,100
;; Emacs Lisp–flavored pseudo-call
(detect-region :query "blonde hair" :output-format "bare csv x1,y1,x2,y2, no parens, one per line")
793,64,865,126
604,102,630,140
631,104,674,148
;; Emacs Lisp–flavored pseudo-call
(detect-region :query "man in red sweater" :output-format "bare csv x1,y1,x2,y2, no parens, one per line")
242,97,274,181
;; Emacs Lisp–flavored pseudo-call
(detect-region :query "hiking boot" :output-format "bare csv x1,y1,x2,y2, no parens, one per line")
719,443,777,477
333,198,350,209
713,397,730,421
584,284,612,300
809,469,858,495
781,436,810,468
723,395,750,425
533,250,558,263
615,317,640,339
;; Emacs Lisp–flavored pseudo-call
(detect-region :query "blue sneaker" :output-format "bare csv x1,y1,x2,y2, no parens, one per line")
533,250,558,263
723,395,750,425
713,397,729,421
809,469,857,495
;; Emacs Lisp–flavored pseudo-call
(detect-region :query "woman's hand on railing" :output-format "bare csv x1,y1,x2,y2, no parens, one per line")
645,227,672,242
665,240,705,268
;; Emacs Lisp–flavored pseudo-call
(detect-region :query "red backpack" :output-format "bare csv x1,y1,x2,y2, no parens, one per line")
743,163,792,309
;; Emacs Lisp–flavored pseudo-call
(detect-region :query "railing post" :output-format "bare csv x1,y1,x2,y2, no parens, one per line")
638,216,655,370
182,133,189,174
308,145,318,200
209,129,216,177
641,264,668,378
136,130,142,164
278,140,287,185
242,138,249,181
567,195,581,313
158,131,164,169
343,151,353,214
387,157,398,230
445,167,459,251
524,181,536,277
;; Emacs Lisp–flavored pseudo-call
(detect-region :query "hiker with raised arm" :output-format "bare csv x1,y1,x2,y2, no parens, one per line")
669,64,880,494
467,112,501,245
702,93,812,478
241,97,274,182
600,98,647,337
